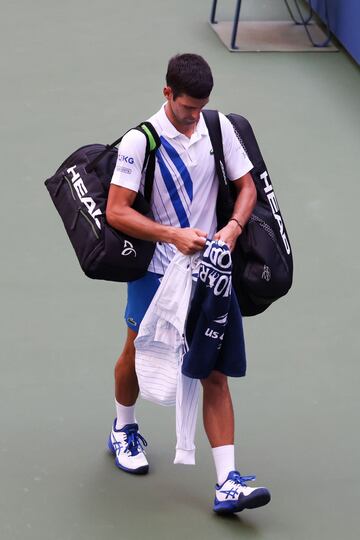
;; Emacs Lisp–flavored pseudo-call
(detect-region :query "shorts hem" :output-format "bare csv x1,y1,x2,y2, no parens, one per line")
181,368,246,380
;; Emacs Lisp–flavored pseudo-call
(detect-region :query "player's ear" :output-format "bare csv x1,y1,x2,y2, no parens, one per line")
163,86,172,101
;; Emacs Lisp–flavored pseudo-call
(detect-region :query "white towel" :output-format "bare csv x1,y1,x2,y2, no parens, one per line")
135,252,200,406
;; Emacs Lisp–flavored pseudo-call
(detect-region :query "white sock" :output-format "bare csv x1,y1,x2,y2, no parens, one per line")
115,400,136,430
212,445,235,485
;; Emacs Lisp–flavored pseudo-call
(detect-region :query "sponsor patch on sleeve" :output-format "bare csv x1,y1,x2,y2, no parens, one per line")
116,166,132,175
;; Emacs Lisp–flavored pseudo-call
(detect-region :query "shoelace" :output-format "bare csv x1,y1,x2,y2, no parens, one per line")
124,430,148,455
230,472,256,486
219,473,257,499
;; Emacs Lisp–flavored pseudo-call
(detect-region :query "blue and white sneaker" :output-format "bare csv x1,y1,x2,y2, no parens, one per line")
108,420,149,474
213,470,271,514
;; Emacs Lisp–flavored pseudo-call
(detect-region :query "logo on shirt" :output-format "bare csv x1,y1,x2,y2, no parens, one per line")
121,240,137,257
119,155,135,165
117,166,132,175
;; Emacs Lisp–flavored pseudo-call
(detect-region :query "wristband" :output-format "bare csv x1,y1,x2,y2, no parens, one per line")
229,217,243,231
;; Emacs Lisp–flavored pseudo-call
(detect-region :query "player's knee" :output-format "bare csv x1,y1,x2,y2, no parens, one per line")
115,346,134,368
114,338,136,379
201,370,228,393
119,329,137,358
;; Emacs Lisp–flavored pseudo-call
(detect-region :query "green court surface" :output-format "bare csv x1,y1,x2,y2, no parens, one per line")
1,1,359,539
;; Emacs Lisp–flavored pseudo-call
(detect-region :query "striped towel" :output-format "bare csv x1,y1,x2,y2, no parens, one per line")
135,251,200,406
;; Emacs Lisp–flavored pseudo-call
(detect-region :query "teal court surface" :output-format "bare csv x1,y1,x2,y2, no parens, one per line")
1,1,359,539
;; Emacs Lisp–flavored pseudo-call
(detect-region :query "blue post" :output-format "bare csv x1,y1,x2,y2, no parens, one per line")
231,0,242,49
210,0,218,24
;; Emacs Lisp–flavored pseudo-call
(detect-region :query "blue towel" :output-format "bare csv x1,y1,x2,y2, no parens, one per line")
182,240,246,379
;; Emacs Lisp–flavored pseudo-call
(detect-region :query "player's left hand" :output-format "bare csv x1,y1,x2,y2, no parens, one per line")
213,220,242,252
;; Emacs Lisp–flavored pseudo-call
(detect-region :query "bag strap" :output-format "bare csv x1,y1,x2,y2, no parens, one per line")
86,122,161,203
139,122,160,202
202,109,234,228
202,109,227,187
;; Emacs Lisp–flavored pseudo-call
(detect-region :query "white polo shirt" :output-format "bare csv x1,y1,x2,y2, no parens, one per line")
111,105,253,274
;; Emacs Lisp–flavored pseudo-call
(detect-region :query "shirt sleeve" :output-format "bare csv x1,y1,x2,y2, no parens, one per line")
219,112,253,181
110,128,147,192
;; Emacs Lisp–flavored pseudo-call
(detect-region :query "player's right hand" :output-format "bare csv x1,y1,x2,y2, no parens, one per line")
172,228,207,255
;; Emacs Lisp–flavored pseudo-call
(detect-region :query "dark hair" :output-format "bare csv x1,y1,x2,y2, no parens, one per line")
166,53,213,100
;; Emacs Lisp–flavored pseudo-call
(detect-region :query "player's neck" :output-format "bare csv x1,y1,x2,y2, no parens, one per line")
164,103,195,138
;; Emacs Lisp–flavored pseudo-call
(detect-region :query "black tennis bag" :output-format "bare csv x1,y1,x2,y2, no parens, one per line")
203,110,293,316
44,123,160,282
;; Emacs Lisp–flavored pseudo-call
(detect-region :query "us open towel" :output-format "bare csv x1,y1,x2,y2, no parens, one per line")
182,240,246,379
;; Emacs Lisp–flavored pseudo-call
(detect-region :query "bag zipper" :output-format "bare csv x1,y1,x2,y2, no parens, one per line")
79,209,100,240
249,215,289,273
70,207,100,240
63,174,76,201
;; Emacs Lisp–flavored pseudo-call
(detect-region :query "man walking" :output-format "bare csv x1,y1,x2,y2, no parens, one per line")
105,53,270,514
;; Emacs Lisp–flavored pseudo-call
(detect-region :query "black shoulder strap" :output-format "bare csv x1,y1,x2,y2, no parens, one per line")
86,131,131,174
137,122,161,203
86,121,161,203
202,109,228,188
202,109,234,228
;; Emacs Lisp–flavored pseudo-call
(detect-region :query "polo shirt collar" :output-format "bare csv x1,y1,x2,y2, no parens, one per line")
157,103,208,139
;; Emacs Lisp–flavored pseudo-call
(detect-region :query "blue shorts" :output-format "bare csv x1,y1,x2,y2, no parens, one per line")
124,271,245,380
125,272,162,331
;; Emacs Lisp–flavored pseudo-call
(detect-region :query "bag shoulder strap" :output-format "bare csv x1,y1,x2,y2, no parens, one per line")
202,109,227,187
202,109,234,228
137,122,161,202
86,121,161,203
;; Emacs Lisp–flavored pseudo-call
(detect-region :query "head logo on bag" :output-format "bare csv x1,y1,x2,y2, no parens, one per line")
202,109,294,316
66,165,102,229
44,121,161,282
260,171,291,255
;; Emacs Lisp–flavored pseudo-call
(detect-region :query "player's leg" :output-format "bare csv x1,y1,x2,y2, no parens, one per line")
114,327,139,407
108,328,149,474
108,272,162,474
201,370,234,448
201,370,271,514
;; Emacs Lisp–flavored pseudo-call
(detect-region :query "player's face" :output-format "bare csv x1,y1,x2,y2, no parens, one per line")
164,87,209,129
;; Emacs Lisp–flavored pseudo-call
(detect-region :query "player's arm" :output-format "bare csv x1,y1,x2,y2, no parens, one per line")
106,129,206,254
214,172,256,251
214,114,257,250
106,184,206,254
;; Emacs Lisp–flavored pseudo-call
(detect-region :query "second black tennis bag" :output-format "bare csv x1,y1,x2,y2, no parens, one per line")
44,123,160,282
203,110,293,316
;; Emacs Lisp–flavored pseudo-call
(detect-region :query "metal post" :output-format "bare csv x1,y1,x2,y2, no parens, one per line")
210,0,218,24
230,0,242,50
